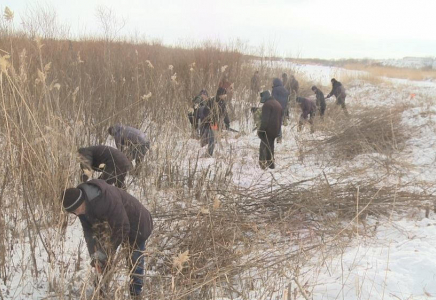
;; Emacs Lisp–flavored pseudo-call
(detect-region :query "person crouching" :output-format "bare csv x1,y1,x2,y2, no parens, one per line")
296,97,317,133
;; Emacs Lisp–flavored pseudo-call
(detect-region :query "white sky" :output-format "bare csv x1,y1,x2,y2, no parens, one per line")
3,0,436,59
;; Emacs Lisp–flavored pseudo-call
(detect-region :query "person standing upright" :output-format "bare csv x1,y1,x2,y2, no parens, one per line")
258,90,283,169
250,71,261,101
311,86,326,118
271,78,290,142
199,87,230,157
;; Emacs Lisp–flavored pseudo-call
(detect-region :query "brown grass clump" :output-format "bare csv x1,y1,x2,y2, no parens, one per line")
313,105,409,160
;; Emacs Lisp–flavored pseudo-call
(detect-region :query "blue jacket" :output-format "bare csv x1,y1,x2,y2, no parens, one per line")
272,78,290,111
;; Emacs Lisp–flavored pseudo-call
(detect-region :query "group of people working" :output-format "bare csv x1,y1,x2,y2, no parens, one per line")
59,71,348,298
62,124,153,298
191,72,348,169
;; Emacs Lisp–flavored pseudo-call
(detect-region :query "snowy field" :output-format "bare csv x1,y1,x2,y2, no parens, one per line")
1,63,435,300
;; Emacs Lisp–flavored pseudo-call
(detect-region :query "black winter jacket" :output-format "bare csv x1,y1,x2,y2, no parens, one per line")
78,145,132,174
272,78,290,111
258,98,283,139
78,179,153,256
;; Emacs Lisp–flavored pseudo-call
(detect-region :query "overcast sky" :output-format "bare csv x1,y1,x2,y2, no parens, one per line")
3,0,436,59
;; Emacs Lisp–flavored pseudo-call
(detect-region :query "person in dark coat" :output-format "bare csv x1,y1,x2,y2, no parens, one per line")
108,124,150,166
78,145,132,189
311,86,326,118
199,87,230,156
258,90,283,169
296,97,317,133
326,78,348,115
282,73,288,90
188,90,209,137
271,78,290,142
62,179,153,297
250,71,261,101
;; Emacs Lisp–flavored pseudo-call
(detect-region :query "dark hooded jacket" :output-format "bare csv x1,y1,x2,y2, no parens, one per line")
271,78,290,111
298,97,317,119
110,124,150,151
78,145,132,175
200,97,230,130
77,179,153,256
327,80,346,99
314,88,326,109
259,97,283,139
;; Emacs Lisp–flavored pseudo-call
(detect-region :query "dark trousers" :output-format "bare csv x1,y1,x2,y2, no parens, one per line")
298,112,315,133
200,126,215,156
128,240,146,296
258,131,276,169
319,105,326,118
336,96,349,115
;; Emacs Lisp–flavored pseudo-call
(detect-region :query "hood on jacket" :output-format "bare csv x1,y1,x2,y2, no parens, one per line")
272,78,283,88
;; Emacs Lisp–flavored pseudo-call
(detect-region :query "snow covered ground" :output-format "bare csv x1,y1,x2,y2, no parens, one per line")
1,63,435,299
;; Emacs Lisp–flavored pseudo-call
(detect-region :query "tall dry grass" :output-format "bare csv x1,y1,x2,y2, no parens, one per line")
0,8,434,299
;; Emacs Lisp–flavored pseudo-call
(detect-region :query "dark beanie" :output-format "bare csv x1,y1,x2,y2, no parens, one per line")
216,87,227,97
62,188,84,212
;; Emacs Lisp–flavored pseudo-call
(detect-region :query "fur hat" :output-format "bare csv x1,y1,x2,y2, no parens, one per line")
62,188,85,213
260,90,273,103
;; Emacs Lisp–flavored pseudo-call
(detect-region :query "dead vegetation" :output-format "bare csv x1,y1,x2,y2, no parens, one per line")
309,105,411,161
0,7,434,299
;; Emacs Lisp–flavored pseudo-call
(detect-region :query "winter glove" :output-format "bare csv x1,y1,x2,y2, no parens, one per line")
90,250,107,268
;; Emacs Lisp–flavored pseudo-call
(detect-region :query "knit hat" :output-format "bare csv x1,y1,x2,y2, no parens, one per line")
260,90,273,103
62,188,85,213
216,87,227,97
199,89,208,97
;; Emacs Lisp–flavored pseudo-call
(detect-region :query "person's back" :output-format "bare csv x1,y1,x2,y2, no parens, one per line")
110,124,149,147
298,97,317,119
62,179,153,297
78,145,132,188
202,96,230,130
260,97,282,139
312,86,326,117
79,145,131,170
77,179,153,249
271,78,290,111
